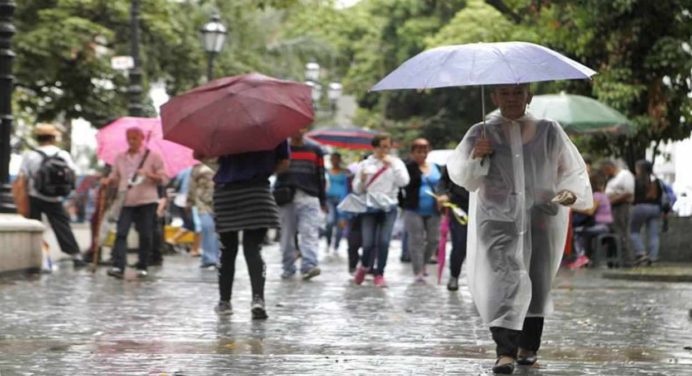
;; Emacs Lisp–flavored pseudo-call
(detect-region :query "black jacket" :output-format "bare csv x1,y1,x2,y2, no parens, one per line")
436,166,470,213
399,159,442,211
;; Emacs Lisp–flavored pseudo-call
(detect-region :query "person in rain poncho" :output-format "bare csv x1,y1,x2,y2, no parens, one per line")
447,84,592,374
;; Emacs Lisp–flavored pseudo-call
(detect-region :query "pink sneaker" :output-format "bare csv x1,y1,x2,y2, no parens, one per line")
354,267,366,285
567,255,590,269
374,275,387,287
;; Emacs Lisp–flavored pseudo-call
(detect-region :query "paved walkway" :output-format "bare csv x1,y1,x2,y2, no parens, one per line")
1,238,692,375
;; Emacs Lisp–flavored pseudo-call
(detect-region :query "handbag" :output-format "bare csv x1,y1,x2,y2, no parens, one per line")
273,186,296,206
337,165,389,214
11,174,30,217
107,150,150,222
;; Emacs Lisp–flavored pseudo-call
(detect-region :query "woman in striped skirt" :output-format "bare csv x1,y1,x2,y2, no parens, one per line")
200,140,290,319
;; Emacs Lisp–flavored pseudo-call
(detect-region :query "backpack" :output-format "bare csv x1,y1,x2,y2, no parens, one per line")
33,149,76,197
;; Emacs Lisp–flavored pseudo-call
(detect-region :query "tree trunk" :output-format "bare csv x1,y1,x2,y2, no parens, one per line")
62,118,72,156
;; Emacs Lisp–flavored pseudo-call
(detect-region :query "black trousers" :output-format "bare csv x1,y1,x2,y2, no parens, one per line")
112,203,157,270
490,317,544,358
218,228,267,302
346,215,362,271
448,211,468,278
29,196,79,256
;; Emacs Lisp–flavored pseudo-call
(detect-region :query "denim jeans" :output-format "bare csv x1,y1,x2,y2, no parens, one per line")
630,203,661,261
279,191,323,275
199,212,220,266
112,203,157,270
360,207,398,276
325,196,346,250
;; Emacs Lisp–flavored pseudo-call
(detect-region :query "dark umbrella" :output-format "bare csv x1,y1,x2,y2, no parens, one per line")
161,73,314,157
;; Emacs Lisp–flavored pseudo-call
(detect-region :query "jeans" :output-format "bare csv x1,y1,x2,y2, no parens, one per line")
325,196,346,250
199,212,220,266
218,229,266,302
611,204,634,265
630,203,661,261
403,210,440,275
112,203,157,270
448,211,468,279
279,191,322,274
360,207,398,276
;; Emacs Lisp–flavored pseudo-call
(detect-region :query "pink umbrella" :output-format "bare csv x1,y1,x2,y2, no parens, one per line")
160,73,314,157
96,117,197,177
437,210,450,285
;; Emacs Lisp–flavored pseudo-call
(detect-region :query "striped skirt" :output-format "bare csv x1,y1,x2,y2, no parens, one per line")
213,180,280,233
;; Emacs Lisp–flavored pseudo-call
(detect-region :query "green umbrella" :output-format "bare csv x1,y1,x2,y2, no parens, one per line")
490,92,632,135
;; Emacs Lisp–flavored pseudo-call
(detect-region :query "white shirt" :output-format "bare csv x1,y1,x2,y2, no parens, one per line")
605,168,635,203
19,145,77,202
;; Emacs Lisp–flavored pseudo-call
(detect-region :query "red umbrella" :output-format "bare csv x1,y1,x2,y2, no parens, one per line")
96,117,197,178
160,73,314,157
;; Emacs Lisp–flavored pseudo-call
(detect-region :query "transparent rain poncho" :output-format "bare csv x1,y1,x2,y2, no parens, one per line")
447,113,592,330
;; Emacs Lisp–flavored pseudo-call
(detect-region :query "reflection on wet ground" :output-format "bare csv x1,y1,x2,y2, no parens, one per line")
1,241,691,374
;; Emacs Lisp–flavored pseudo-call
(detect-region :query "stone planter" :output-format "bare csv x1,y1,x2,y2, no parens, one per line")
0,214,45,274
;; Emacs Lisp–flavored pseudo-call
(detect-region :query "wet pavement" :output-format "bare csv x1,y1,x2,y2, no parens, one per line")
1,239,692,375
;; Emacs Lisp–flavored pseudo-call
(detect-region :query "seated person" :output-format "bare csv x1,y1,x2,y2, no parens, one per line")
569,173,613,268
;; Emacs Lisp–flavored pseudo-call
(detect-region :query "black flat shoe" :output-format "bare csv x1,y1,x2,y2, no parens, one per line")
492,357,515,374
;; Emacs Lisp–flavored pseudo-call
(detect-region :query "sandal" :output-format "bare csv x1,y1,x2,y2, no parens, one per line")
492,356,515,374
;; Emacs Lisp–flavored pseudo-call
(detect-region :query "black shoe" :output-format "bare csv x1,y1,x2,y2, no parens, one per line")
107,267,124,279
149,259,163,267
492,357,515,374
215,301,233,316
447,277,459,291
251,297,268,320
72,257,88,268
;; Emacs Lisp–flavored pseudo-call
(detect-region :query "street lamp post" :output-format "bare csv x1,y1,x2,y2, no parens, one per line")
0,0,16,213
304,62,321,110
200,14,227,82
327,82,342,114
127,0,144,116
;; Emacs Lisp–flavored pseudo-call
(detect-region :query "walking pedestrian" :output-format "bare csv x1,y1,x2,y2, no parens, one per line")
187,162,219,269
599,159,635,267
18,123,86,267
208,140,290,319
447,84,592,374
275,128,327,281
102,127,168,278
435,166,470,291
352,133,410,287
630,159,665,265
325,152,351,254
399,138,442,283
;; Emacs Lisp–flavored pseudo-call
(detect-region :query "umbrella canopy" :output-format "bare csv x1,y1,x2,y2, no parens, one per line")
161,73,314,157
96,117,198,178
305,127,380,150
371,41,596,91
525,93,631,134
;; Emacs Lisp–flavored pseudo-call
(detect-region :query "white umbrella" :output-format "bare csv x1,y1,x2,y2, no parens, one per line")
371,41,596,90
370,41,597,128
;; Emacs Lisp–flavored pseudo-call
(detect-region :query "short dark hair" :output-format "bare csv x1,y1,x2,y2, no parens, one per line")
410,138,430,152
35,134,56,143
331,152,341,159
371,133,391,148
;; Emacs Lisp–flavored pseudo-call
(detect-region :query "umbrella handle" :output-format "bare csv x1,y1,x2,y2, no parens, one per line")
480,85,488,166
